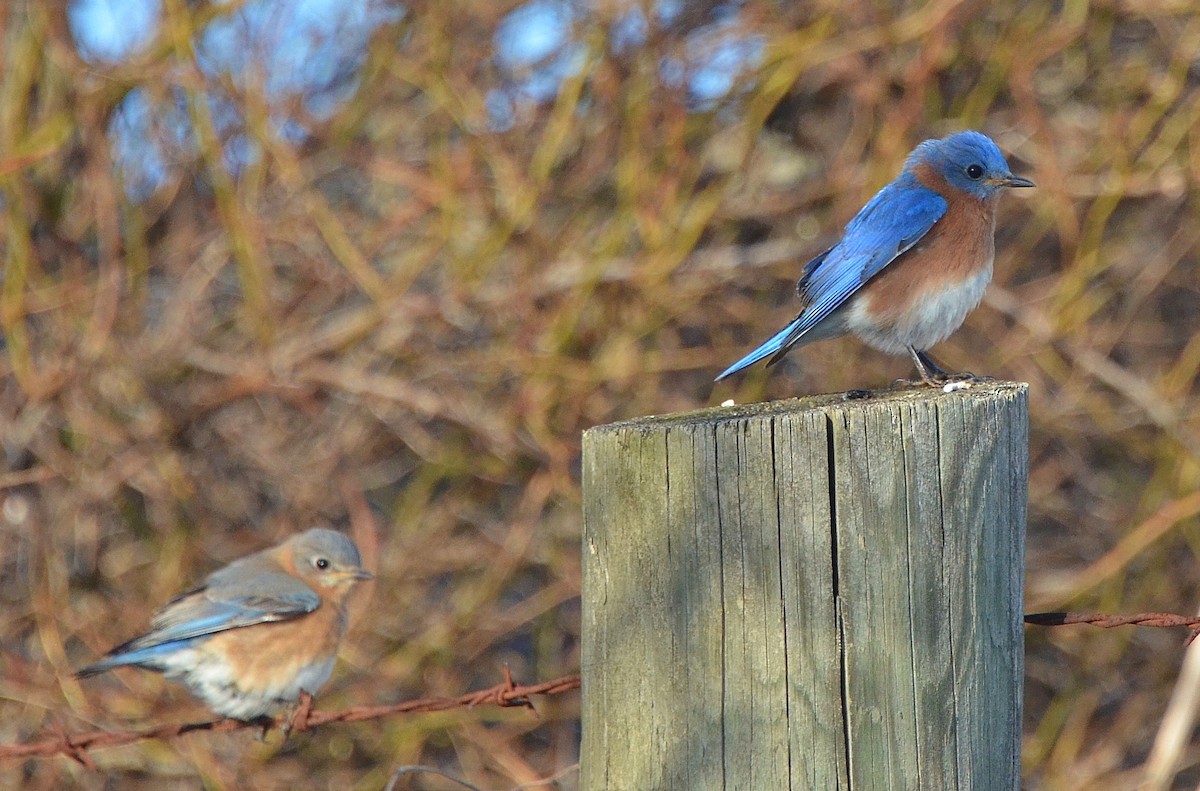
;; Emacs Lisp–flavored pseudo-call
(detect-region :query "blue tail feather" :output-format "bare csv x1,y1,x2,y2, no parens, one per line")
76,639,194,677
716,319,802,381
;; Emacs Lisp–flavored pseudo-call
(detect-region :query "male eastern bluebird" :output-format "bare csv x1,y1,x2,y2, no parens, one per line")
78,528,373,720
716,130,1033,384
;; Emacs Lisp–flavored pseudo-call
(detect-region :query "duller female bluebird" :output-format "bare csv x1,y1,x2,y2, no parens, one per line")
716,130,1034,384
78,528,373,720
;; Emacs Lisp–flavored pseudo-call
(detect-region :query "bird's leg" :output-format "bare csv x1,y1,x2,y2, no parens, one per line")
900,347,992,387
894,347,947,387
253,715,275,742
914,349,953,380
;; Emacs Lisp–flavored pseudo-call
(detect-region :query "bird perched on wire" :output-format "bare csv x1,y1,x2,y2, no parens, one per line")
78,528,373,721
716,130,1034,385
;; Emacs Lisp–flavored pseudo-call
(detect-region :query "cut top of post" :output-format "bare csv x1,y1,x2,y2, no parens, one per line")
587,381,1028,437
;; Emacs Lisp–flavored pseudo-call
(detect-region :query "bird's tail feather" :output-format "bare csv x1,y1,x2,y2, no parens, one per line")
75,656,128,678
76,642,181,677
715,319,802,381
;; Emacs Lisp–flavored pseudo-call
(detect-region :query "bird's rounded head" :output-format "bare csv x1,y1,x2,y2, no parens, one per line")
907,130,1034,200
284,528,373,596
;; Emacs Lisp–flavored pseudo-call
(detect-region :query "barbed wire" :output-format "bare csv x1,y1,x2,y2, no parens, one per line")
0,668,580,768
1025,611,1200,643
8,611,1198,768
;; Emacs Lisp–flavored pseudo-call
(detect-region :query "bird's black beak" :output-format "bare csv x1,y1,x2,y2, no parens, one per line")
1001,174,1035,188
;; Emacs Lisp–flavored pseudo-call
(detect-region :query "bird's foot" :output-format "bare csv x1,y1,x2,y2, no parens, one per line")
279,691,316,741
891,375,935,389
891,371,994,391
902,348,992,390
944,371,994,384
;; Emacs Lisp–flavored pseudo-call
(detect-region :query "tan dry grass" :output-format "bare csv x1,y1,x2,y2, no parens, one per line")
3,0,1200,788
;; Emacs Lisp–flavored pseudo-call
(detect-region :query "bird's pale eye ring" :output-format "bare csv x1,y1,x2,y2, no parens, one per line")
965,164,984,180
314,557,330,570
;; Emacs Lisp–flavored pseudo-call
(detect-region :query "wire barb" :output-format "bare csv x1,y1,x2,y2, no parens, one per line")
0,672,580,766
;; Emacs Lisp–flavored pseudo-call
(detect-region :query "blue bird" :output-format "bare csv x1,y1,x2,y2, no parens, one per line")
78,529,373,720
716,130,1033,384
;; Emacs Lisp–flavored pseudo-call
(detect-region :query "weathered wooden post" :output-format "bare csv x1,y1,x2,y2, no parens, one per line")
581,383,1027,790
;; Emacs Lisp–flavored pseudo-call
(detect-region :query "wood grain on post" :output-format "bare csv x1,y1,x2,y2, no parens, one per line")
581,383,1027,791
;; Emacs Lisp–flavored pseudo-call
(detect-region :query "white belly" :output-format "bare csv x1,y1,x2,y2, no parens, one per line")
158,648,336,720
846,260,993,355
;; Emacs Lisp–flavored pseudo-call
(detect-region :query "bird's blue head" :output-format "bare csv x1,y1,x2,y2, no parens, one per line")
906,130,1034,200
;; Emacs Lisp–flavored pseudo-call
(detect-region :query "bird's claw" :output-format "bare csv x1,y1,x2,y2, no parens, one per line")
278,691,315,741
892,370,993,390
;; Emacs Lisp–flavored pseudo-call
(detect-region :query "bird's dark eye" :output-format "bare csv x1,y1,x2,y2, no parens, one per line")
966,164,984,179
314,557,330,570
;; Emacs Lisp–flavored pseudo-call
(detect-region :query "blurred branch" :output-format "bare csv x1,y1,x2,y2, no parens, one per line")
386,765,487,791
986,285,1200,461
1141,619,1200,791
385,762,579,791
1027,491,1200,606
163,0,276,341
0,670,580,768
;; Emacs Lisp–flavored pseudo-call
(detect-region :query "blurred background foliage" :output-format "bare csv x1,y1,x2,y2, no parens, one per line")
3,0,1200,787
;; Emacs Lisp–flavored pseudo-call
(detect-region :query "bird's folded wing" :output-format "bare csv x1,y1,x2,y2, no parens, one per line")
130,571,320,648
787,182,948,345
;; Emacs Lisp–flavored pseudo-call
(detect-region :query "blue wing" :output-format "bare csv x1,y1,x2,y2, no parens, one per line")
77,570,320,675
716,179,947,380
